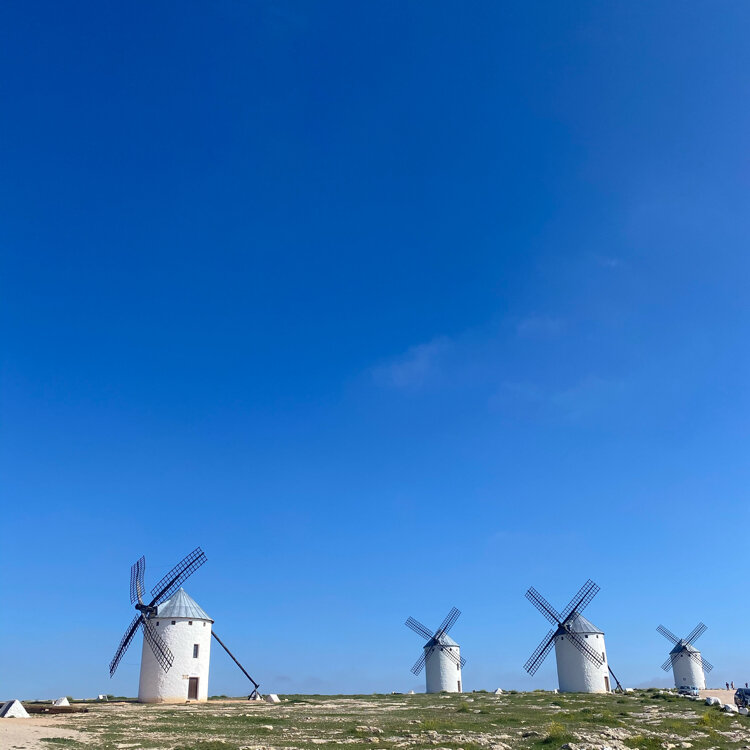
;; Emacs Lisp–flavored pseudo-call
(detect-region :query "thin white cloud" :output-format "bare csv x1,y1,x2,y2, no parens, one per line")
370,337,453,390
491,376,627,421
515,315,565,337
592,254,623,269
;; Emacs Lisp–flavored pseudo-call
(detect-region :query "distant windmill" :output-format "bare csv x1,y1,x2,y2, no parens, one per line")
524,579,621,693
109,547,260,702
657,622,713,690
405,607,466,693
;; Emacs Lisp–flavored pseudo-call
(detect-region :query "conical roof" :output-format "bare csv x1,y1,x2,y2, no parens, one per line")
555,611,603,636
670,640,700,655
425,632,459,649
155,588,213,621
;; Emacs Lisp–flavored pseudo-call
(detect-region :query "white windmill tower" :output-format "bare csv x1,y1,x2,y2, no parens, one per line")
523,579,621,693
657,622,712,690
109,547,260,703
405,607,465,693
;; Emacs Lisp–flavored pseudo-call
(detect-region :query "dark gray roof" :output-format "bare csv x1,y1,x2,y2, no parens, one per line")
424,632,459,649
555,611,603,636
155,588,213,622
670,641,700,655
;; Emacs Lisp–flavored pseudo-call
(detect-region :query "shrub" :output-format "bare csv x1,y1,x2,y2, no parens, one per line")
539,721,573,745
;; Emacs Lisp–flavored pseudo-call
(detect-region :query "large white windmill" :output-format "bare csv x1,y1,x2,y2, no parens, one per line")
524,579,621,693
657,622,713,690
405,607,465,693
109,547,260,703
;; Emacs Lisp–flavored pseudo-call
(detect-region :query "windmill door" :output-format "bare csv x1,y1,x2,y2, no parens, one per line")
188,678,199,700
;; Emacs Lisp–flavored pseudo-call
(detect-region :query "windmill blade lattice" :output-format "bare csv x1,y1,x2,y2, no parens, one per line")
142,617,174,672
436,607,461,637
565,631,604,667
560,579,600,622
410,649,429,676
684,622,707,646
404,606,465,676
523,579,603,674
150,547,207,606
657,622,711,674
109,547,207,678
691,652,713,673
130,556,145,605
525,588,562,626
656,625,680,645
661,654,676,672
524,629,556,675
109,614,143,677
405,617,433,640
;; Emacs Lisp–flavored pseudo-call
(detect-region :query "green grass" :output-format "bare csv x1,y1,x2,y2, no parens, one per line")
34,690,750,750
623,735,663,750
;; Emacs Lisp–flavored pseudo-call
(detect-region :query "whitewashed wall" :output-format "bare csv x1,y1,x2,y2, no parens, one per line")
425,645,462,693
554,632,610,693
138,616,213,703
672,651,706,689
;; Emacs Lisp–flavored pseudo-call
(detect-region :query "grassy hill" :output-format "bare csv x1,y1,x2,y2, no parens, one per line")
37,690,750,750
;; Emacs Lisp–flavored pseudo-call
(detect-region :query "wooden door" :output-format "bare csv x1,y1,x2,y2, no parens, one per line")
604,676,610,692
188,677,199,700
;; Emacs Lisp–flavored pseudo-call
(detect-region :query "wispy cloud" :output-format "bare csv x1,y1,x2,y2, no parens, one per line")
550,375,626,419
592,254,623,269
370,337,454,390
370,322,629,422
492,376,626,420
515,315,565,337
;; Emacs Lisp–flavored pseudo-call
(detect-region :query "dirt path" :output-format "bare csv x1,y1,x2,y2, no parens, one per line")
0,715,85,750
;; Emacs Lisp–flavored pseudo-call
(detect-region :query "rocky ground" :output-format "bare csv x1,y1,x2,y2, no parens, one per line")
2,690,750,750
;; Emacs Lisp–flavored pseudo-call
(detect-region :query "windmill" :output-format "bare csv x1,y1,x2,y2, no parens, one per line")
657,622,713,690
405,606,466,693
523,579,621,693
109,547,260,702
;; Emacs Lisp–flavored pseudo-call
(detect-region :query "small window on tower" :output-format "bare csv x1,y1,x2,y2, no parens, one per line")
156,622,159,626
602,652,606,662
457,663,460,670
189,621,193,625
193,644,199,658
172,620,176,625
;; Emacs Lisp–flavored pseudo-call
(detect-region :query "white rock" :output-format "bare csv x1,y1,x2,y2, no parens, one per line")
265,694,281,704
0,700,30,718
53,697,70,706
739,707,748,716
706,696,721,705
722,703,738,713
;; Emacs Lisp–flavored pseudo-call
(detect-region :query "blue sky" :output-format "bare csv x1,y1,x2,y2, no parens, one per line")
1,1,749,698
